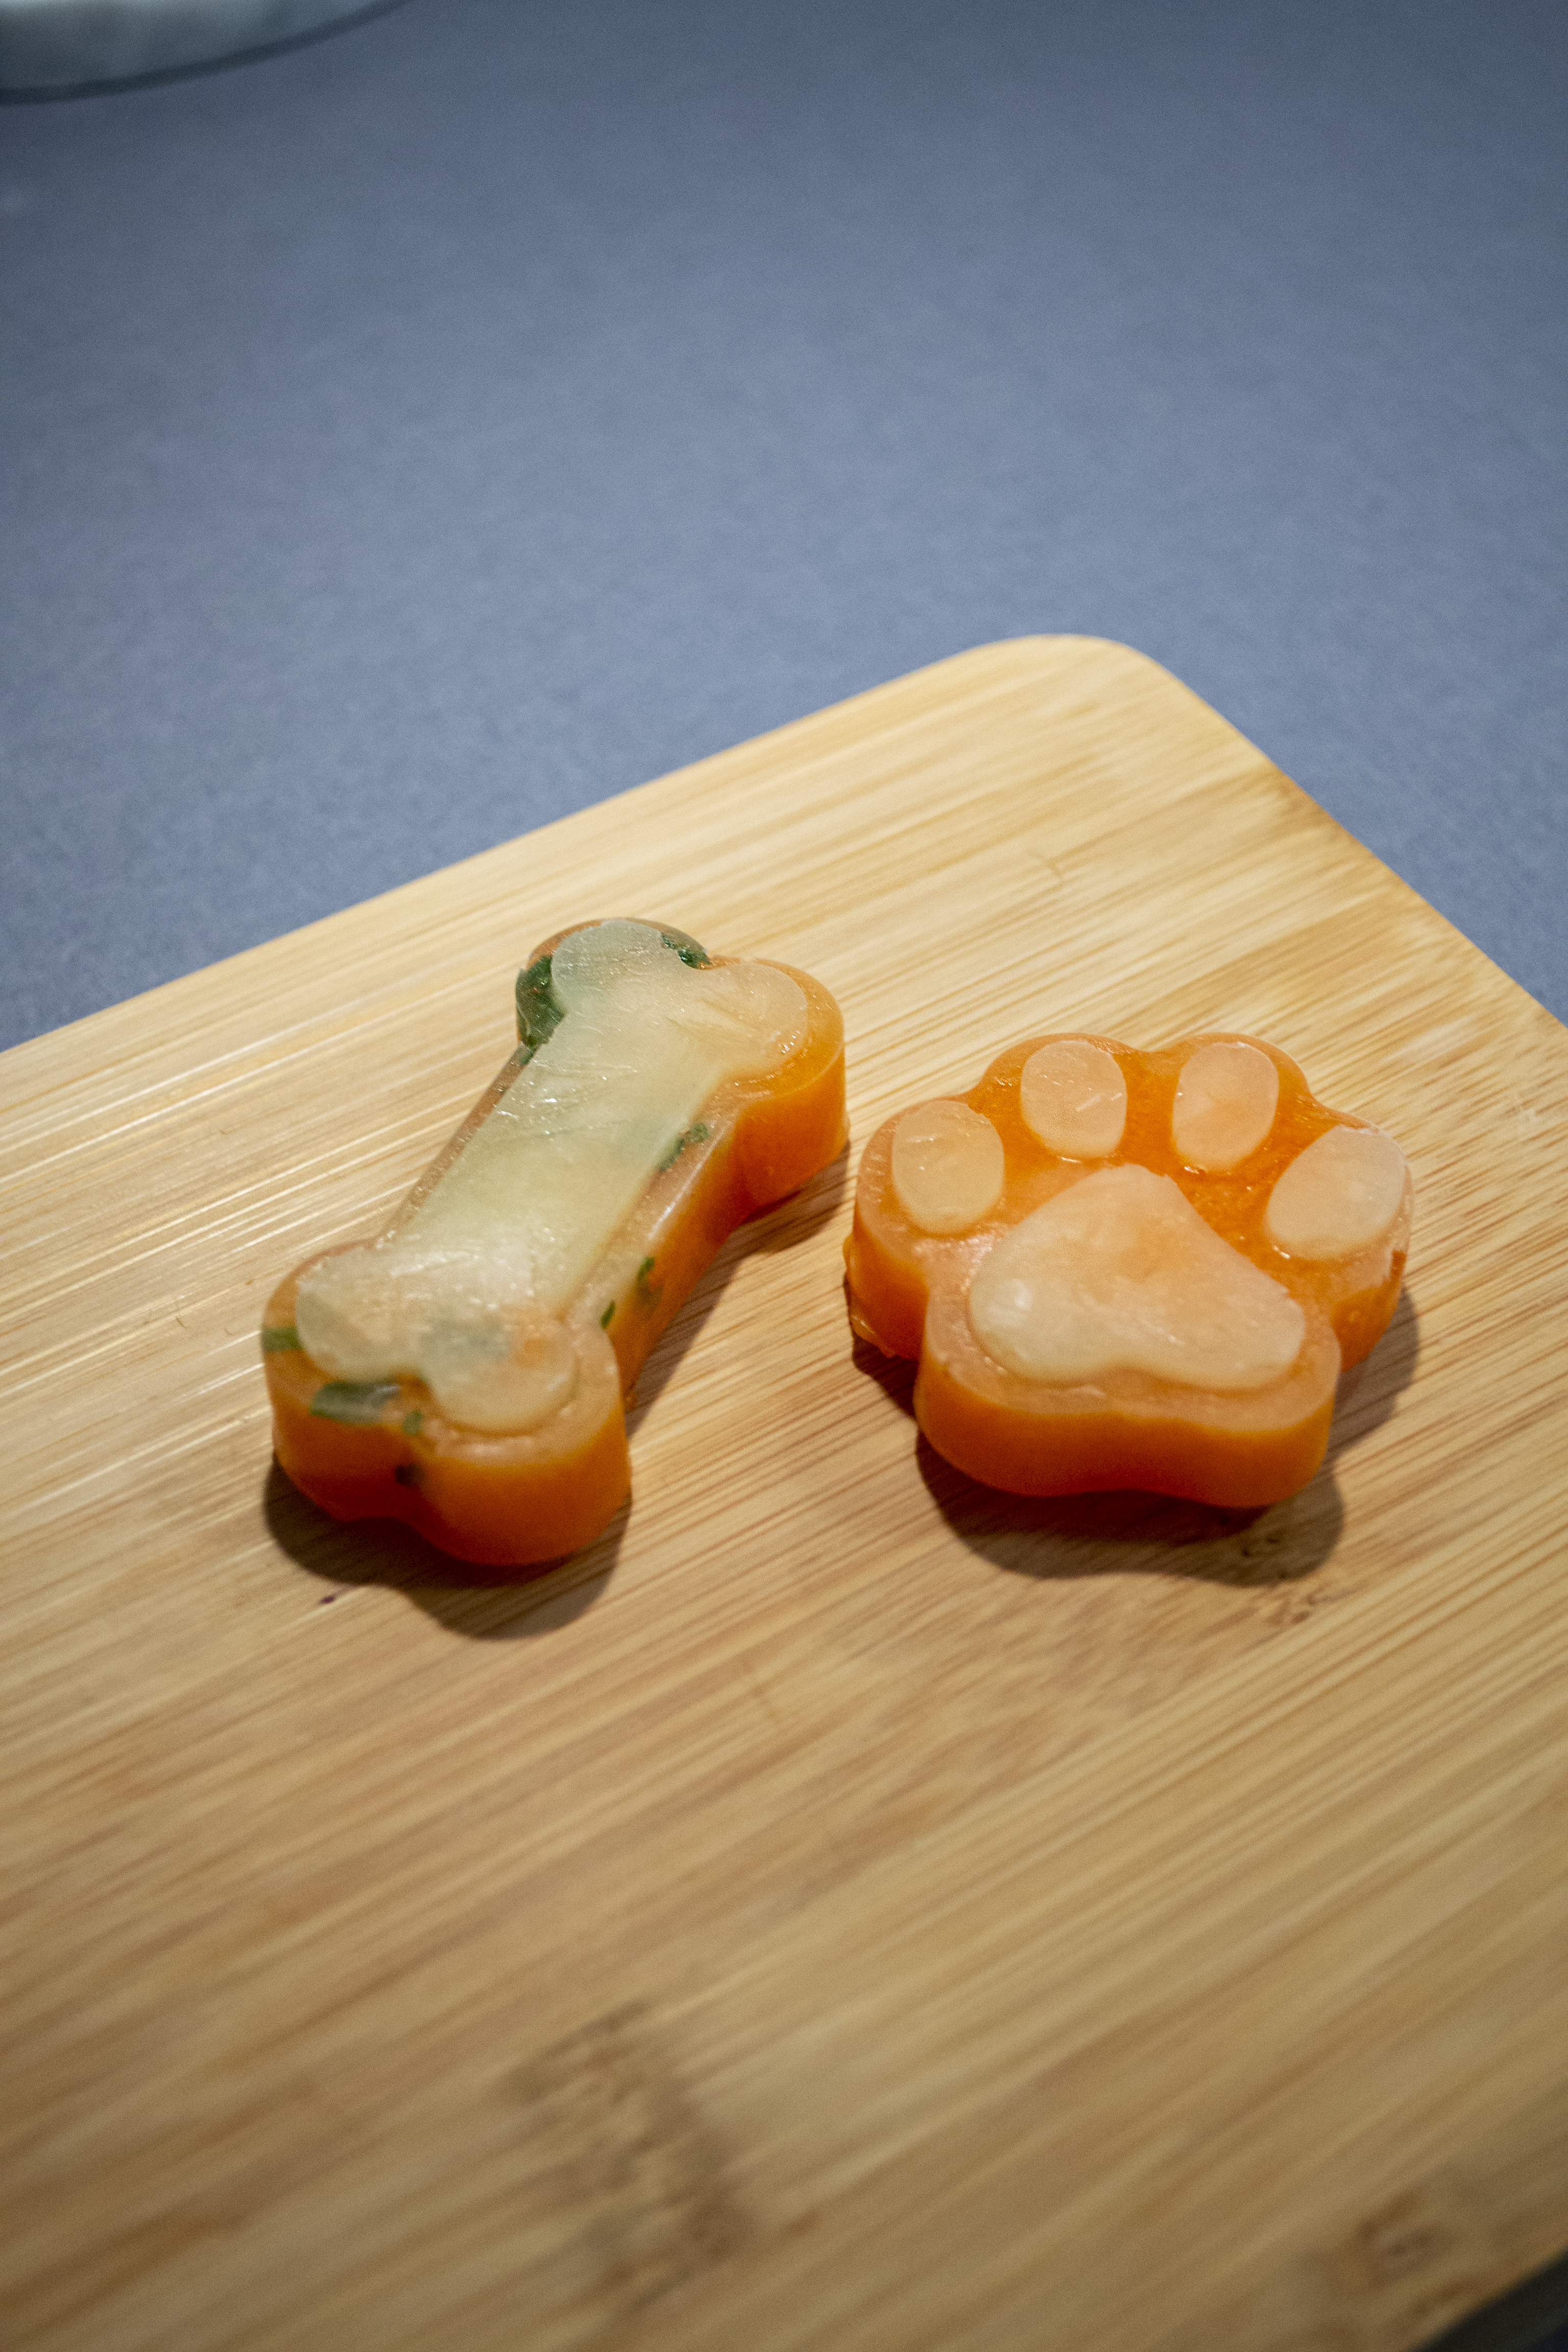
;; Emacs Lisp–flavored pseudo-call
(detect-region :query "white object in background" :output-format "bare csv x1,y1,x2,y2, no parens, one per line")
0,0,394,90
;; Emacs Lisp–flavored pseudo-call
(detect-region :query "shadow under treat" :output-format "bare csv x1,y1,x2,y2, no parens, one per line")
263,1461,626,1641
264,1148,850,1638
624,1144,848,1437
866,1287,1420,1594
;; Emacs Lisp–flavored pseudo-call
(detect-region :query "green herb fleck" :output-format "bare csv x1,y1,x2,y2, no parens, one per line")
517,925,709,1059
262,1324,300,1353
600,1300,616,1329
656,926,710,969
634,1255,664,1313
311,1380,401,1425
514,952,567,1059
657,1119,711,1172
401,1409,425,1436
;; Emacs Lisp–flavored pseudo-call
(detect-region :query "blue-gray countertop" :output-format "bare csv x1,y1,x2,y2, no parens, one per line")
1,0,1562,1050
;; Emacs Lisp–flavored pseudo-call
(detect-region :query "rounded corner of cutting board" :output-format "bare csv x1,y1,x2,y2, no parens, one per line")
930,632,1222,705
7,622,1568,2352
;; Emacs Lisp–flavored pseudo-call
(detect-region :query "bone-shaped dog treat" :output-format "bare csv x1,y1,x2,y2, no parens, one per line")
263,919,846,1564
846,1034,1411,1507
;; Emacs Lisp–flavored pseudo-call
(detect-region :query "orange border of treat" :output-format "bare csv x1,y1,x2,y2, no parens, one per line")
264,922,846,1566
845,1034,1411,1508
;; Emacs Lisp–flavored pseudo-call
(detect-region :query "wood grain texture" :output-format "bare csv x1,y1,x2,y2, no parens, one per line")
3,636,1565,2352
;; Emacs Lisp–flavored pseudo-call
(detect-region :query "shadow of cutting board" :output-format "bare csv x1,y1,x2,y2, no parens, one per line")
4,638,1565,2352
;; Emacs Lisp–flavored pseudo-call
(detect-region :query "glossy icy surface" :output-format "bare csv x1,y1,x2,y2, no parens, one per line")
1265,1123,1408,1260
1171,1041,1281,1172
1019,1039,1128,1159
967,1164,1306,1391
295,922,807,1425
890,1100,1006,1235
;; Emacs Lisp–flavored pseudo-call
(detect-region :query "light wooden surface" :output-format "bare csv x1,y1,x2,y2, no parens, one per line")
4,637,1565,2352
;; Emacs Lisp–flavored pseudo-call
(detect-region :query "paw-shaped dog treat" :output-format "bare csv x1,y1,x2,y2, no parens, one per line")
846,1035,1411,1507
264,919,846,1565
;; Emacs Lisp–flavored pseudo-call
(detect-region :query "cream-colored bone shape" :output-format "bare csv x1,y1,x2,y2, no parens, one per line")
967,1164,1306,1391
295,921,808,1431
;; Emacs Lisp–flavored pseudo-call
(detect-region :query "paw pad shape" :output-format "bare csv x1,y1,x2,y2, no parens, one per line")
846,1035,1411,1507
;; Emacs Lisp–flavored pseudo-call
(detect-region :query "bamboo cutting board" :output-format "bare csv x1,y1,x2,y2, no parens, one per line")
4,638,1566,2352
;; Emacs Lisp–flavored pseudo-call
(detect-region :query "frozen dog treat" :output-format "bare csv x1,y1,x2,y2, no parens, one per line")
265,920,846,1564
846,1034,1410,1508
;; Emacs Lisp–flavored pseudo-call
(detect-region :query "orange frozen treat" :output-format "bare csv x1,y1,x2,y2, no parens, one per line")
264,919,845,1565
845,1035,1411,1508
